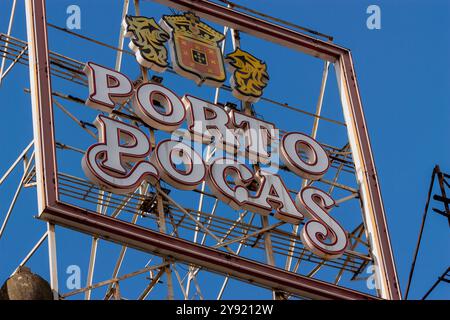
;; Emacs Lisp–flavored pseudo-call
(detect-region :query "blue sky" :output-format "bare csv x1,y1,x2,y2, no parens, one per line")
0,0,448,300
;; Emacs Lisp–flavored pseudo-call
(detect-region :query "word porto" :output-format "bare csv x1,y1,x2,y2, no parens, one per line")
81,62,348,260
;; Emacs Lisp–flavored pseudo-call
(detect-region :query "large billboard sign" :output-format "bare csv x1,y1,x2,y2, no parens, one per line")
82,62,347,259
25,0,401,299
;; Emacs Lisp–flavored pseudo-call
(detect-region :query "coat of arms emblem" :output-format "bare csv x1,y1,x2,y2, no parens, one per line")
161,12,226,87
123,15,170,72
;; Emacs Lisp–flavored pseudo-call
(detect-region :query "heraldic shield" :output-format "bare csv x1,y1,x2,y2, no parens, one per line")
161,12,226,87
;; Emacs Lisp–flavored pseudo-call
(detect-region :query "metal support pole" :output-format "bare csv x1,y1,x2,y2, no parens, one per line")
115,0,130,71
13,231,48,275
85,190,109,300
0,152,35,239
187,24,229,298
0,0,17,86
157,191,174,300
0,140,34,185
138,267,165,300
62,262,169,298
334,224,364,285
156,185,235,254
0,45,27,82
261,215,285,300
285,60,330,272
335,55,401,299
47,223,59,299
53,100,97,139
172,264,188,300
421,267,450,300
404,166,437,299
216,213,255,300
85,238,98,300
311,61,330,139
105,185,147,297
435,166,450,226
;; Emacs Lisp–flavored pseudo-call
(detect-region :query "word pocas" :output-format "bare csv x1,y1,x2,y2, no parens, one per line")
82,62,348,260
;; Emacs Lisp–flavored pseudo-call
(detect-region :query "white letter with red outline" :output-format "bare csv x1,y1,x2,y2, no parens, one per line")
207,158,303,225
84,62,134,113
183,95,239,155
280,132,330,180
206,158,253,210
151,139,206,190
230,110,277,165
133,83,186,132
297,187,348,259
82,115,159,194
244,170,304,224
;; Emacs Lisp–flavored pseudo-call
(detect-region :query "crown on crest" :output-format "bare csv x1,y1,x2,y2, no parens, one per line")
162,12,224,44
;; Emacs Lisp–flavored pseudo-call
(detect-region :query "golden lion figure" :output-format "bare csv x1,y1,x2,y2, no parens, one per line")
123,15,170,73
225,48,269,103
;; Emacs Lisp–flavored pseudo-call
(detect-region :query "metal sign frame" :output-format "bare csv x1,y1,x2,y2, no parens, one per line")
25,0,401,300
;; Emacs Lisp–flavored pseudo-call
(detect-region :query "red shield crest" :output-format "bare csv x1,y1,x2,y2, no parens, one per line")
161,13,226,87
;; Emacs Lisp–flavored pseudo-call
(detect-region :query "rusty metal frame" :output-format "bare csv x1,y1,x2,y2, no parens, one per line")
26,0,400,299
